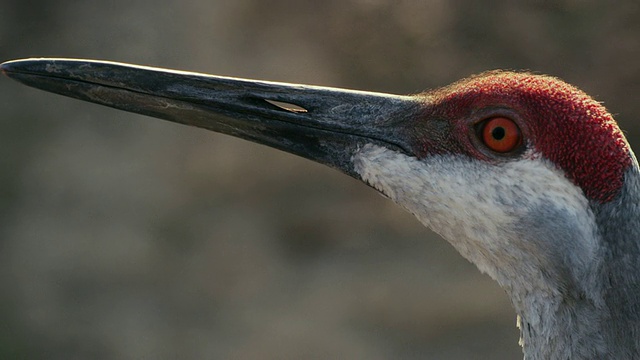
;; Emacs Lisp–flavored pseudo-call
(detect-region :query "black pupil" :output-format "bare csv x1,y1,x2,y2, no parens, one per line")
492,126,506,140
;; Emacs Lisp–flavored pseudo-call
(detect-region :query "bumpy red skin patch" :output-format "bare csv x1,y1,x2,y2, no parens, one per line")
422,71,632,203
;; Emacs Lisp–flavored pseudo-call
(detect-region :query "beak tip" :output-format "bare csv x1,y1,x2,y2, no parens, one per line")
1,58,60,78
1,58,34,79
1,60,15,76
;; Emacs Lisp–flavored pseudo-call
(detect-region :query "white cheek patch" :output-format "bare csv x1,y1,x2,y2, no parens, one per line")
351,144,598,287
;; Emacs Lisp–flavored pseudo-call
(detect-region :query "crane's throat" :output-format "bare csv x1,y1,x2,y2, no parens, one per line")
351,144,600,299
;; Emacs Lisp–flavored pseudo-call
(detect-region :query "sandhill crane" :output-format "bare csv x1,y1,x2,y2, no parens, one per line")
2,58,639,359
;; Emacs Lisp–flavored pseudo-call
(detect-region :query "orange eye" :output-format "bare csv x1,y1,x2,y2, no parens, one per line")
481,117,521,153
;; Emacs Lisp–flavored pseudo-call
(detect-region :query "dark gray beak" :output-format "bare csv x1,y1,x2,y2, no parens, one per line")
1,58,421,179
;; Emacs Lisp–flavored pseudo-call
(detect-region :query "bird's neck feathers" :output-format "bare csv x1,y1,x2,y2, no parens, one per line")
589,159,640,357
519,160,640,360
353,143,640,359
512,155,640,359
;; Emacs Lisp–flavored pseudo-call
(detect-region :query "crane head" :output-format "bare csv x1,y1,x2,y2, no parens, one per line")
353,71,635,292
2,60,638,354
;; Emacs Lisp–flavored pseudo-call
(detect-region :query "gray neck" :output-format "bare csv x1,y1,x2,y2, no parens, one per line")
350,145,640,358
516,165,640,359
515,282,612,359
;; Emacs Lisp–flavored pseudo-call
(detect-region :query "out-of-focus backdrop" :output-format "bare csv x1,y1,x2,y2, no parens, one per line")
1,1,639,359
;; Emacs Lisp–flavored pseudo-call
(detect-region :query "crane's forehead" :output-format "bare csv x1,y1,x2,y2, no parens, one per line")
428,71,632,203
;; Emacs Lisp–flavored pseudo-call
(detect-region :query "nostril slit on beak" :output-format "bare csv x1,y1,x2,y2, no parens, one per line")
264,99,308,113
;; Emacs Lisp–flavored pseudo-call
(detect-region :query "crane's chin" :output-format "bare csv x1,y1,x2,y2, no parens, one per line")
353,143,598,296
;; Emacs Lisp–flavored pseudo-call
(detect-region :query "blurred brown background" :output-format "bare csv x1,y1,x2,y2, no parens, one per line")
1,1,639,359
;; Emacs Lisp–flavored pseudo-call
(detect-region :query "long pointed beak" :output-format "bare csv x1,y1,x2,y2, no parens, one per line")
1,58,422,179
